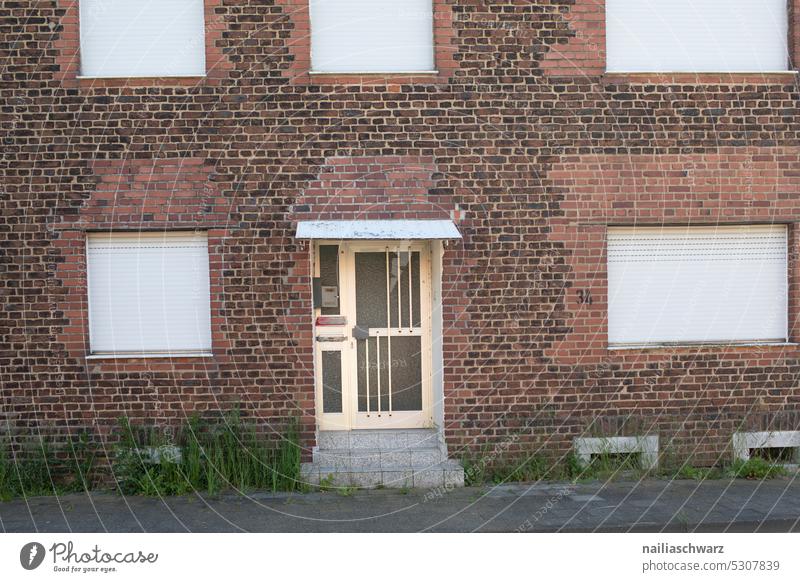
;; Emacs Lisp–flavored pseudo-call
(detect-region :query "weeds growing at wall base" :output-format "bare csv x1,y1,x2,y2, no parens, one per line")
0,431,95,501
0,412,302,500
460,448,790,486
113,411,303,496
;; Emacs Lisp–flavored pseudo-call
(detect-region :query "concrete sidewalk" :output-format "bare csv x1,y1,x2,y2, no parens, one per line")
2,478,799,533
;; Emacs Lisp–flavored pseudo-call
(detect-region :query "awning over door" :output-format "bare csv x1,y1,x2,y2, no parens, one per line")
295,219,461,240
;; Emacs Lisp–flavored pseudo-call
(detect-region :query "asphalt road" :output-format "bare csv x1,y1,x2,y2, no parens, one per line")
2,478,799,533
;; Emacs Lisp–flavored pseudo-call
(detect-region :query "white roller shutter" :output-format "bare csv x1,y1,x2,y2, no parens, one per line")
607,225,787,346
606,0,788,72
79,0,206,77
309,0,434,72
87,232,212,354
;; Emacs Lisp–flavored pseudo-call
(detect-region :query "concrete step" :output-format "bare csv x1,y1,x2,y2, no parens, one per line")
301,459,465,489
312,447,446,469
318,429,441,451
305,429,465,489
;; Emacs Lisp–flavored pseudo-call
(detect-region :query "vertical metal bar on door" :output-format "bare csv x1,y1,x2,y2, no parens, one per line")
408,250,413,330
397,249,402,328
385,248,392,415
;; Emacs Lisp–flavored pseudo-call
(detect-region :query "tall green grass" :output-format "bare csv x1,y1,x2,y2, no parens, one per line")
0,432,95,501
112,412,302,496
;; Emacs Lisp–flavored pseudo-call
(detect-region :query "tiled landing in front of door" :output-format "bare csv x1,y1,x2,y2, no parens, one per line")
300,429,465,489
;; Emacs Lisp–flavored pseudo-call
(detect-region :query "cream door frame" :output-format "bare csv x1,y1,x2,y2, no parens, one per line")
313,240,434,431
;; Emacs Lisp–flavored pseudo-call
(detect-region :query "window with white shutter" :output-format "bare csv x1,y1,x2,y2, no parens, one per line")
607,225,788,346
87,232,212,355
309,0,435,73
79,0,206,78
606,0,788,72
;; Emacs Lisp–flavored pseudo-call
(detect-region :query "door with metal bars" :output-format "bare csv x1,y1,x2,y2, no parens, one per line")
314,241,433,430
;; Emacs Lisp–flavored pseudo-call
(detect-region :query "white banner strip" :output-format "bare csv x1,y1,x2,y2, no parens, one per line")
1,533,798,581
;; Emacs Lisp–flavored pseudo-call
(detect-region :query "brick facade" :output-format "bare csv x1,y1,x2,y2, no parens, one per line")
276,0,458,85
53,0,233,89
542,0,800,81
4,1,800,469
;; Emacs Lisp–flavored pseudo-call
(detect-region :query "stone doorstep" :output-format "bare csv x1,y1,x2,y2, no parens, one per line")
317,428,443,451
301,460,465,489
312,447,446,470
306,429,465,489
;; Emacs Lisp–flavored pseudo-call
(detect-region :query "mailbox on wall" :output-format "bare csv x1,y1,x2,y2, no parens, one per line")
312,277,339,309
321,286,338,308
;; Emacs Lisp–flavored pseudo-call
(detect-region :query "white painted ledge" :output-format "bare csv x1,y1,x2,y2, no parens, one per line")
86,353,213,360
296,219,461,240
574,435,659,470
732,431,800,462
604,70,798,75
76,75,207,80
309,71,439,75
608,342,796,351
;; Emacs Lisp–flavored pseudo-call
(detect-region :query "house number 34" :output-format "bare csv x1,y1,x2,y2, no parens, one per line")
577,290,593,305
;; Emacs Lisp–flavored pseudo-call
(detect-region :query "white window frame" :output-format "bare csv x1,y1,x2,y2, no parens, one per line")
605,0,790,73
308,0,436,74
78,0,207,79
86,231,213,358
606,224,789,348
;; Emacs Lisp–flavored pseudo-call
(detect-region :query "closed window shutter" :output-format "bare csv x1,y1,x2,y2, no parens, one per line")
607,225,787,346
87,232,212,354
80,0,206,77
606,0,788,72
309,0,434,72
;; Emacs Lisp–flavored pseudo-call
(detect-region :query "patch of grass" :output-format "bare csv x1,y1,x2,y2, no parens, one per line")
560,452,583,481
562,450,649,483
583,451,642,479
461,448,554,486
63,431,97,493
664,462,725,481
728,457,787,480
1,433,97,501
750,447,795,463
0,453,11,501
112,412,303,497
0,437,65,500
460,446,791,486
318,473,336,492
488,456,550,484
113,418,190,496
337,485,357,497
460,447,489,486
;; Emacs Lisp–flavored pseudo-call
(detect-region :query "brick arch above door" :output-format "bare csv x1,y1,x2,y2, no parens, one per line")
290,155,457,223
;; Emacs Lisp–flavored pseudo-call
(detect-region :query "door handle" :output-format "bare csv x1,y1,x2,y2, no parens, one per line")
351,325,369,340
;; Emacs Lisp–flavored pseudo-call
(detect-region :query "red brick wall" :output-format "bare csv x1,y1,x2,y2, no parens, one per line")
53,0,233,89
4,1,800,471
292,156,454,221
547,148,800,363
276,0,458,85
542,0,800,80
51,157,231,358
540,0,605,77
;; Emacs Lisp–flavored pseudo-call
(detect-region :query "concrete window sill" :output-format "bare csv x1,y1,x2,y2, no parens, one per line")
76,75,208,80
86,353,214,360
608,342,798,351
309,71,439,75
602,71,798,84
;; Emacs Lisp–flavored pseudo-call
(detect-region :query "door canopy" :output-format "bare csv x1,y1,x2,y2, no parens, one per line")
296,219,461,240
